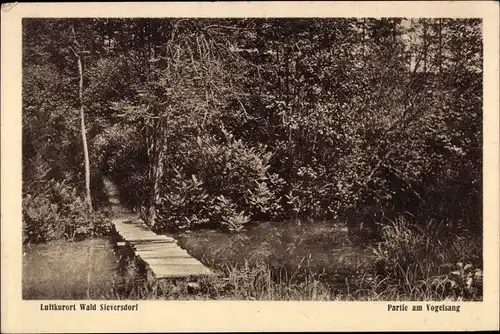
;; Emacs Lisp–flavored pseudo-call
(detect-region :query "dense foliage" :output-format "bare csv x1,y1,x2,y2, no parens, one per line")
22,179,112,244
23,18,482,238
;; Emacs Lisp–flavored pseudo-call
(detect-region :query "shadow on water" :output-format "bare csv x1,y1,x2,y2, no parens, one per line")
22,237,135,300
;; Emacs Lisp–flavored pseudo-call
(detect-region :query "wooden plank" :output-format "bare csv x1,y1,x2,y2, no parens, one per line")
136,251,191,259
152,269,212,278
117,231,172,237
153,267,213,278
125,239,174,245
152,265,213,278
133,243,183,250
150,262,211,269
142,258,203,266
119,234,160,239
115,232,171,239
117,233,158,238
137,251,191,259
115,231,175,241
116,222,149,227
135,246,188,252
116,230,157,236
135,249,190,256
117,232,158,237
135,249,192,257
116,229,155,234
111,209,213,279
126,239,176,244
136,248,194,255
137,255,194,262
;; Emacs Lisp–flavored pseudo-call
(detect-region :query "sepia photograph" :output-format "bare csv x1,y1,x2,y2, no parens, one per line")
2,1,499,333
21,16,483,302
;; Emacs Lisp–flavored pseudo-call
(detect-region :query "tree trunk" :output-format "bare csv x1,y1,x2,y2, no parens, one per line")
438,19,443,74
144,109,168,228
423,19,428,74
362,18,366,67
77,55,93,212
145,119,156,226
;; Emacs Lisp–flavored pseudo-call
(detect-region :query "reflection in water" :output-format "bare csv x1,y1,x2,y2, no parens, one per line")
22,221,378,299
22,238,121,300
172,220,376,285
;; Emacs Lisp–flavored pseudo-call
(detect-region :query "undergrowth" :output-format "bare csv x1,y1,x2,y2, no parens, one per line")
22,179,113,244
22,207,482,301
104,216,482,301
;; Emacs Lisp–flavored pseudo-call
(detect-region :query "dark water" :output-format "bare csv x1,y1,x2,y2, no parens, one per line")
171,220,376,283
22,238,121,300
22,220,377,299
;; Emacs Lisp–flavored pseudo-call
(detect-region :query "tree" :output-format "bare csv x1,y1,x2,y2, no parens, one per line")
68,24,94,212
23,18,483,233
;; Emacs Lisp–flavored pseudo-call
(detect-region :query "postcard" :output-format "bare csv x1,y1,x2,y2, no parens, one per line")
1,1,499,332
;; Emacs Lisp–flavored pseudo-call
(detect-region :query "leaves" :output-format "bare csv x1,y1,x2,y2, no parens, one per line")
23,18,482,234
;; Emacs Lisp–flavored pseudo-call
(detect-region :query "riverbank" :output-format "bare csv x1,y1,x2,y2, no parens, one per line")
23,216,483,301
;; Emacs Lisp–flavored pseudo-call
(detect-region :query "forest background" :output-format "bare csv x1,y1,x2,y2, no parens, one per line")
21,18,483,300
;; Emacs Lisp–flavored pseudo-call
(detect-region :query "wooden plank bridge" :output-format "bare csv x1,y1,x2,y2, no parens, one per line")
112,215,213,278
105,179,213,279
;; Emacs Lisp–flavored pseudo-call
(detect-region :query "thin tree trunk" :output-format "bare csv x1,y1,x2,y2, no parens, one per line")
438,19,444,110
70,23,92,213
438,19,443,74
145,118,157,226
76,55,93,212
423,19,428,74
362,18,366,67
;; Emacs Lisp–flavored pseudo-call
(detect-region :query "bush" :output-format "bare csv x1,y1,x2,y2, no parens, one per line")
212,195,251,232
189,131,273,215
156,131,275,231
22,180,112,244
370,215,483,300
157,170,211,230
23,193,64,244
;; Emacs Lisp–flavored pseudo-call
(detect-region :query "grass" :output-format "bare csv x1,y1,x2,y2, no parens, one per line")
369,216,483,301
171,220,375,286
22,216,483,301
112,216,482,301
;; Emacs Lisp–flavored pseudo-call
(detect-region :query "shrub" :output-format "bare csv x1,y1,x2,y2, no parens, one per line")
157,170,211,230
213,195,251,232
23,193,64,244
265,172,287,220
370,215,483,300
157,131,274,231
22,180,112,244
190,131,273,214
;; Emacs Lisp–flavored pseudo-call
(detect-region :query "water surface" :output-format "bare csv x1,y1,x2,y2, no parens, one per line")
171,220,376,283
23,238,119,300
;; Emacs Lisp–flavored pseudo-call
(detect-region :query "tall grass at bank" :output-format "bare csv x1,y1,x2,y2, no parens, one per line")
367,216,483,301
22,221,482,301
107,257,337,301
107,216,482,301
